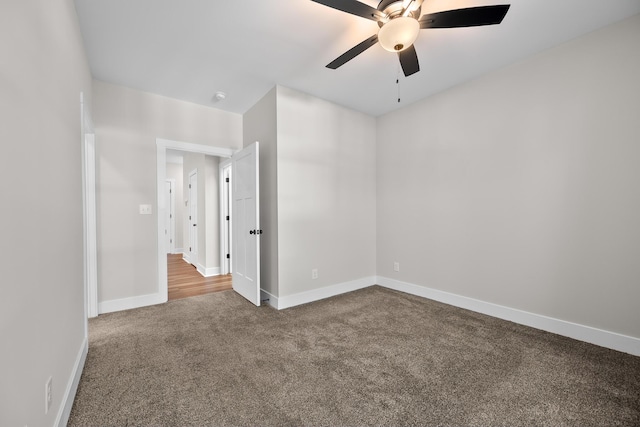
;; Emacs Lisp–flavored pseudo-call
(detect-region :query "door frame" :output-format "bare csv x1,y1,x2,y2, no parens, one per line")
81,92,98,320
219,159,232,275
156,139,234,302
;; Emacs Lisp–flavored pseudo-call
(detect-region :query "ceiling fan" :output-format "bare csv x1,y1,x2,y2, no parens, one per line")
312,0,510,76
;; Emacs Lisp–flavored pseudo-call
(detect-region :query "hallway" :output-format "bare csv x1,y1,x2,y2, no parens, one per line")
168,254,232,300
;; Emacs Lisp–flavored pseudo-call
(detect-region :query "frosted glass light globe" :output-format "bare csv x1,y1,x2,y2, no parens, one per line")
378,17,420,52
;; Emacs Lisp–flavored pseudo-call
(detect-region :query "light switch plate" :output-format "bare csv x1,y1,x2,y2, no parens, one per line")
139,204,152,215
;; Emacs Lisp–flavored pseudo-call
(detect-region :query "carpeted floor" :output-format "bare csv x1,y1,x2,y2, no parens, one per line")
68,286,640,426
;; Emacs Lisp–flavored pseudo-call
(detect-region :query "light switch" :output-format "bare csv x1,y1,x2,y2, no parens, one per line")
139,204,152,215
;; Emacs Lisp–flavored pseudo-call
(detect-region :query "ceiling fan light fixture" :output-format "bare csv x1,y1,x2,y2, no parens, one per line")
378,16,420,52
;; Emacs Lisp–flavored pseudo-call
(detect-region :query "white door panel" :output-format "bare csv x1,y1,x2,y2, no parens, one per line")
188,170,198,261
165,180,173,254
232,142,260,306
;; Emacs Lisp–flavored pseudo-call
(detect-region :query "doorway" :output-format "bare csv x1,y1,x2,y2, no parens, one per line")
156,139,234,302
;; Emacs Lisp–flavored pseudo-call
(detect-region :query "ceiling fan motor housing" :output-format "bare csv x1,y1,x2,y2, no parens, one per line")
377,0,421,24
376,0,422,53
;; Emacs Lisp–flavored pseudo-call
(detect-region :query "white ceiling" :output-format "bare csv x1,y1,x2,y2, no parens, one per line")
74,0,640,117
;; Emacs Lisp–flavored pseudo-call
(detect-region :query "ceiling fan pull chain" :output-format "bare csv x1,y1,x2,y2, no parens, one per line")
397,66,401,103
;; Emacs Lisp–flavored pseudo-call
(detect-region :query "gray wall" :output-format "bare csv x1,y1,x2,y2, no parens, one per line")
0,0,92,425
276,86,377,297
376,14,640,339
93,81,242,305
243,87,279,295
243,86,377,299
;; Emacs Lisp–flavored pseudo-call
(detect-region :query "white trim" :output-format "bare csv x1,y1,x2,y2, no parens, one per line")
376,276,640,356
196,264,221,277
275,276,375,310
83,134,98,319
174,247,184,254
55,336,88,427
98,292,166,314
157,138,236,303
157,138,235,157
157,144,169,305
260,289,278,309
81,91,98,320
219,159,232,276
182,252,192,264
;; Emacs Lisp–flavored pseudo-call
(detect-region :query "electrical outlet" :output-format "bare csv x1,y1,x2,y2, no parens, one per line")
45,377,52,414
311,269,318,279
393,261,400,272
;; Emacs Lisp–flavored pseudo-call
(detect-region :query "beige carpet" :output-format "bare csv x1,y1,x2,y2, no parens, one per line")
69,286,640,426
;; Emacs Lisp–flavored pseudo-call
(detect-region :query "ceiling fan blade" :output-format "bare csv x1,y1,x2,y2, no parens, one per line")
419,5,510,29
327,34,379,69
398,45,419,76
311,0,384,21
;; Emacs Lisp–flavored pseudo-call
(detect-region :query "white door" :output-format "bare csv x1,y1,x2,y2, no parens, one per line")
188,170,198,262
232,142,260,306
165,180,174,254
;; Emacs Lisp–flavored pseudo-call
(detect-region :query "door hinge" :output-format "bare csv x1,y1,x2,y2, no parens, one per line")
189,184,191,189
226,215,229,221
226,254,230,259
225,177,229,183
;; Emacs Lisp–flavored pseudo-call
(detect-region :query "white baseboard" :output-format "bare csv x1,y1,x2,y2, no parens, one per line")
98,292,167,314
196,263,220,278
260,289,278,309
182,253,192,265
56,335,88,427
376,276,640,356
275,276,375,310
174,247,183,254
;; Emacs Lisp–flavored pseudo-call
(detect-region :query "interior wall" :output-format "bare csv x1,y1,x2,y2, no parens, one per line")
166,162,184,251
276,86,377,297
93,80,242,305
376,14,640,339
243,87,279,295
0,0,92,425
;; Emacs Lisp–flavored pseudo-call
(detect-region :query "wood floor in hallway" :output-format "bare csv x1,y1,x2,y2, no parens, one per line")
168,253,232,301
